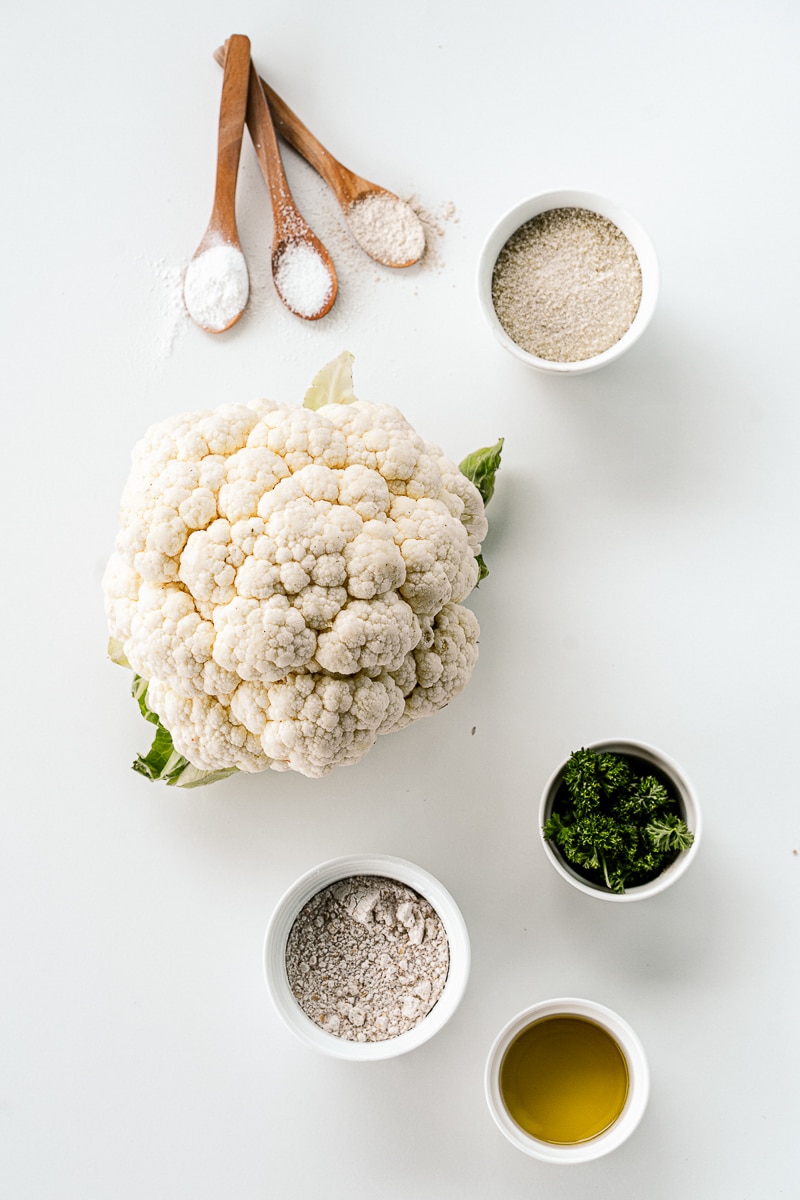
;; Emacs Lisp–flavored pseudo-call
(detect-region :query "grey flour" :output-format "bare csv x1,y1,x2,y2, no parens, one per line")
285,874,450,1042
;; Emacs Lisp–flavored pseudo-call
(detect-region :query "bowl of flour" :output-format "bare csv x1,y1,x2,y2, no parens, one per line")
264,854,470,1059
477,190,659,375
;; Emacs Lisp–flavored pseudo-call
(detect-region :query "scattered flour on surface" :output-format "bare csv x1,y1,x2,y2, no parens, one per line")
405,196,458,273
147,256,191,360
142,159,458,363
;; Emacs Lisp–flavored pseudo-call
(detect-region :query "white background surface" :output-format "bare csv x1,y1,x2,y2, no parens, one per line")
3,1,799,1196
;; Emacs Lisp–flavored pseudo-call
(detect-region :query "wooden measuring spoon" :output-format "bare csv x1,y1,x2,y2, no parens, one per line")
244,60,337,321
212,48,426,269
184,35,251,333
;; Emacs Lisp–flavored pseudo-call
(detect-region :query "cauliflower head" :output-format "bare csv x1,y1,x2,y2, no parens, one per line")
104,357,496,781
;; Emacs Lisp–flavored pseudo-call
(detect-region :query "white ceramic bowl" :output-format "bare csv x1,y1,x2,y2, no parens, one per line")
264,854,470,1060
538,739,701,901
485,997,649,1163
477,189,659,375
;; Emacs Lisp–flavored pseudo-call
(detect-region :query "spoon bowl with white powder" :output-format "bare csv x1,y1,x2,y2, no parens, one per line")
245,59,337,319
184,35,251,333
213,48,426,269
345,188,426,268
184,239,250,333
272,235,336,320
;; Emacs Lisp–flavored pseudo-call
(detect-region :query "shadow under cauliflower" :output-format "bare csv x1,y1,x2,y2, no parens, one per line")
104,355,501,783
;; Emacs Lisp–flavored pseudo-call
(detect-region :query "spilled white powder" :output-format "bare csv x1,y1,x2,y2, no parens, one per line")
347,193,426,266
183,242,249,332
148,256,190,359
274,240,333,317
145,184,452,363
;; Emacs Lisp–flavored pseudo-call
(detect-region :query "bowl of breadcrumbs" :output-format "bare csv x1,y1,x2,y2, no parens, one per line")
478,189,659,375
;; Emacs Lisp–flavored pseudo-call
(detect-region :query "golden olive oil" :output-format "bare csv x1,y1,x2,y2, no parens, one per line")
500,1015,629,1144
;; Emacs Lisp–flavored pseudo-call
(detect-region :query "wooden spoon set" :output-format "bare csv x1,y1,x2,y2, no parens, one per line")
184,34,426,333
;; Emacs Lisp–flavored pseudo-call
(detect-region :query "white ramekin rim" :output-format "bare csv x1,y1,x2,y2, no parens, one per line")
484,996,650,1162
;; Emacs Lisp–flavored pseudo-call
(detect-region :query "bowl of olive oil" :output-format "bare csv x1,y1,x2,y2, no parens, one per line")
485,998,649,1162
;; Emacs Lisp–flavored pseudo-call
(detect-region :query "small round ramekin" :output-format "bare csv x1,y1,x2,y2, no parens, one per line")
538,738,701,901
485,997,649,1163
477,189,659,375
263,854,470,1060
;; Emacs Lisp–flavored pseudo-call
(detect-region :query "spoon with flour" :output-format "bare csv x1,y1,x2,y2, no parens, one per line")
244,60,337,320
184,35,251,333
212,48,426,269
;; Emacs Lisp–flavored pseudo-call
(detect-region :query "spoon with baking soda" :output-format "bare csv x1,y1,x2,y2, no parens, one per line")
184,35,251,333
213,48,426,269
243,59,337,320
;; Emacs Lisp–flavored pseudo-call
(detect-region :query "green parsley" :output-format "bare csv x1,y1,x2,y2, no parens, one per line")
542,747,694,893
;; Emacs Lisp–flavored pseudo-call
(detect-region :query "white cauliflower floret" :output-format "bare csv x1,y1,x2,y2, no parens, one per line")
396,603,481,726
258,670,408,775
126,584,215,695
212,595,317,681
436,456,489,551
315,594,420,675
390,496,479,616
147,680,270,773
104,371,492,781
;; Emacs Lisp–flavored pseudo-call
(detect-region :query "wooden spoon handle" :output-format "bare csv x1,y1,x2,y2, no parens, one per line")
213,46,373,208
210,34,251,235
260,81,373,207
244,60,311,244
243,60,338,318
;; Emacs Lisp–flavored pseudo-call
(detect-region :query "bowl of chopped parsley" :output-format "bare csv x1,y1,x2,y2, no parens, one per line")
539,740,701,901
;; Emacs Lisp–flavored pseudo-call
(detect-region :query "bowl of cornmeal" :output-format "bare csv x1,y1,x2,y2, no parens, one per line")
264,854,471,1060
477,189,659,375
